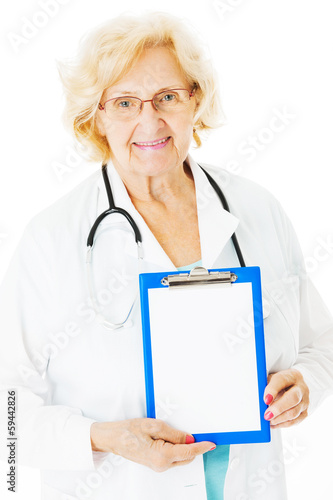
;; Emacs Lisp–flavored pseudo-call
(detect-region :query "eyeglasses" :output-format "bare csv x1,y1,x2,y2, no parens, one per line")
98,88,196,121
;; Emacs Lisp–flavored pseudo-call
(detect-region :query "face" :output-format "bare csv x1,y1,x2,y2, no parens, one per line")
96,47,197,179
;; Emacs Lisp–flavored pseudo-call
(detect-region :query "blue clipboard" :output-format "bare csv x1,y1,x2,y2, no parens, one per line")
139,266,271,445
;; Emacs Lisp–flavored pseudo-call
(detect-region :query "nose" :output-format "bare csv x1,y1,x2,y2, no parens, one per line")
135,98,165,133
141,98,158,111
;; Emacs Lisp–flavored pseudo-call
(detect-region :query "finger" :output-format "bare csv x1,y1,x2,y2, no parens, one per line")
170,441,216,462
264,369,299,405
268,398,304,425
150,439,215,470
146,419,194,445
264,385,303,421
274,389,287,401
270,409,308,429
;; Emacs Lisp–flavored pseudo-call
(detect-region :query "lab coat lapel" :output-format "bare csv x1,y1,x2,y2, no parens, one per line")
187,155,240,268
97,163,176,270
96,155,239,270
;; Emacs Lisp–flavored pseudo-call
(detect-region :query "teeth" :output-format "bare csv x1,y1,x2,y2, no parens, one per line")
136,137,169,146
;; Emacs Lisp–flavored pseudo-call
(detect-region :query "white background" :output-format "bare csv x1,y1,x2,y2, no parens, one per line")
0,0,332,498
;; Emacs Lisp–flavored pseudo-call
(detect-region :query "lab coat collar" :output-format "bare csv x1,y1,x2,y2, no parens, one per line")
96,154,239,269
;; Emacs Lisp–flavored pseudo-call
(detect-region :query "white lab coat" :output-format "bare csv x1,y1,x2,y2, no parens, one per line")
0,155,333,500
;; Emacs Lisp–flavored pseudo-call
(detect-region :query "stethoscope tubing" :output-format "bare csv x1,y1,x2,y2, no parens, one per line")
88,162,246,268
87,164,143,247
199,166,246,268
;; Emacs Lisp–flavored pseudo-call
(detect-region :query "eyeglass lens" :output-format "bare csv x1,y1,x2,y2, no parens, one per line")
104,89,192,119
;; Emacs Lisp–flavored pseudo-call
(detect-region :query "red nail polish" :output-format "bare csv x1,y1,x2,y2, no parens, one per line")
264,411,274,420
265,394,273,405
209,445,216,451
186,435,195,444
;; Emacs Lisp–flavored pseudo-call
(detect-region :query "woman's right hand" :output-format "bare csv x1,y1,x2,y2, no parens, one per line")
90,418,216,472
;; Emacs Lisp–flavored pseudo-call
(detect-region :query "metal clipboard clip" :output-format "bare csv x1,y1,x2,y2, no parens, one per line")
161,266,238,289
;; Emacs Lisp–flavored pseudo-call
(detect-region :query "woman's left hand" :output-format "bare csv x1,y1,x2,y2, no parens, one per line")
263,368,310,429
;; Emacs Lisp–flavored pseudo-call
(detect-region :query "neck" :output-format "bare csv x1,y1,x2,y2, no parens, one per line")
112,160,195,206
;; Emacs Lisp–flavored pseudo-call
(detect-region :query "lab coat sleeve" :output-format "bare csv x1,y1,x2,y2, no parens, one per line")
278,205,333,416
291,275,333,416
0,220,104,471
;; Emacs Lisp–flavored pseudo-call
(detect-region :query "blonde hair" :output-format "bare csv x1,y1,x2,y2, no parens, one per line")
58,11,225,163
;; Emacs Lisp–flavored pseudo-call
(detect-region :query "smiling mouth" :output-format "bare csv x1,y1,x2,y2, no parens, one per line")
133,136,171,146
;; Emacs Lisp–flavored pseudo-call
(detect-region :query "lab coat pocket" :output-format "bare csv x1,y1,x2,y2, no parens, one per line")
262,275,300,372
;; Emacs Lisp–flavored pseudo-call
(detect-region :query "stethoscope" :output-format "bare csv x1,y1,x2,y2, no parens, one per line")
86,163,246,330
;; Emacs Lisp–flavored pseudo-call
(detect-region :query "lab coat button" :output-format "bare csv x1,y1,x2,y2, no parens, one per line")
229,457,240,469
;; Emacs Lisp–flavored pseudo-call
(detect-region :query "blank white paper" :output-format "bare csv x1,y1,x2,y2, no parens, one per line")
148,283,261,434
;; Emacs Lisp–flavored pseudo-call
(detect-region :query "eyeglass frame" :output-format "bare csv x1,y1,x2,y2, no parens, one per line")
98,87,197,117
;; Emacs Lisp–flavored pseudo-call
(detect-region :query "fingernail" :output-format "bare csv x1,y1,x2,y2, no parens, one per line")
209,445,216,451
264,394,273,405
185,435,195,444
264,411,274,420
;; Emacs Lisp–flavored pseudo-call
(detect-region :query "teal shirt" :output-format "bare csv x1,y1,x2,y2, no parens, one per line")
177,260,230,500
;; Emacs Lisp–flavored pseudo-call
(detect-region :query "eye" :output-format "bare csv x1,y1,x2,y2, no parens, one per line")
161,92,177,102
113,97,139,110
118,100,132,108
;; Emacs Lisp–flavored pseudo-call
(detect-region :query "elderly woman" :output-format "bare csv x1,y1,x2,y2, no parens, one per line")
1,11,333,500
